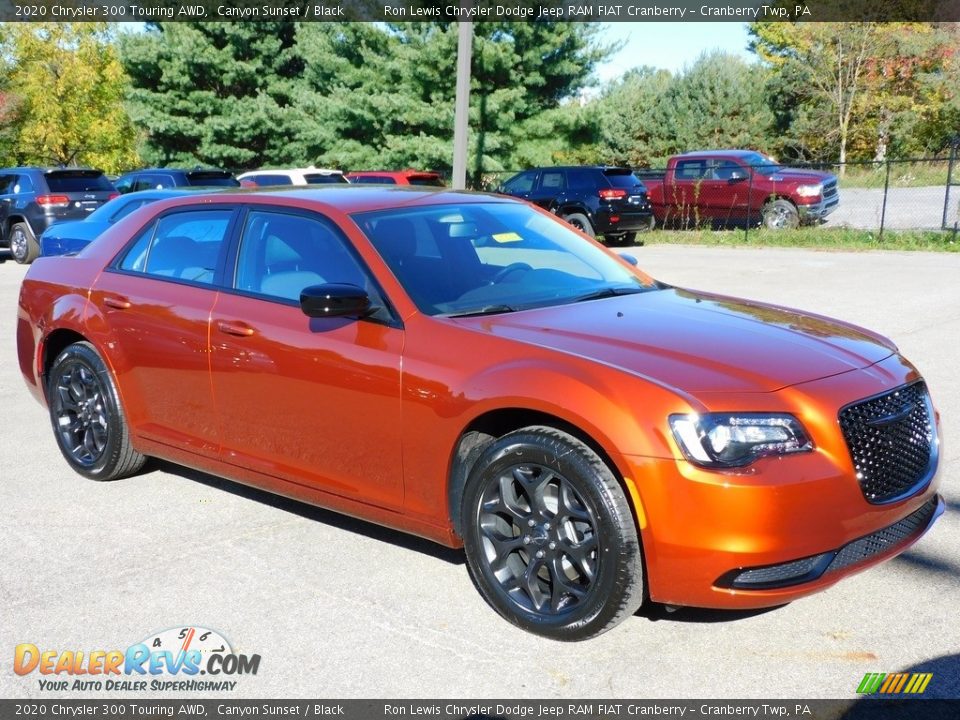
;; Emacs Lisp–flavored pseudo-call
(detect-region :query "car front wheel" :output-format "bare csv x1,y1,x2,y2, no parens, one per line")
47,341,146,481
461,426,644,641
10,222,40,264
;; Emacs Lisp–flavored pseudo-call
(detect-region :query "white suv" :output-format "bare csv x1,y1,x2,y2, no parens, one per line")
237,167,347,187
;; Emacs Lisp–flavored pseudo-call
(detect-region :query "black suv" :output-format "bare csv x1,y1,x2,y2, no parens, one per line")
0,167,117,264
497,166,655,245
114,167,240,194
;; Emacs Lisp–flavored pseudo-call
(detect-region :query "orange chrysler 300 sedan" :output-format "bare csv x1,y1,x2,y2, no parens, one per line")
17,187,942,640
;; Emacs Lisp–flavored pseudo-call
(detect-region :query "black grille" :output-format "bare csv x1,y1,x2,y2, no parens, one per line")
826,496,940,574
839,382,935,504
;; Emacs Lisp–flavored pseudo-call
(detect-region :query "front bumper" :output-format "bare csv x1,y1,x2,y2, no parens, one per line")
798,194,840,220
625,358,942,609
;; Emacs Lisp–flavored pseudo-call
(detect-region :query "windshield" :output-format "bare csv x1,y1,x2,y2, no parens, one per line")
353,202,658,317
741,152,784,176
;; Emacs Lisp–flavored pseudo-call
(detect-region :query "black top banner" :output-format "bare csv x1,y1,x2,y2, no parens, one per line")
1,0,959,22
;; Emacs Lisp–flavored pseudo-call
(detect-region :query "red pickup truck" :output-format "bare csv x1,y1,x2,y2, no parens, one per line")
643,150,839,229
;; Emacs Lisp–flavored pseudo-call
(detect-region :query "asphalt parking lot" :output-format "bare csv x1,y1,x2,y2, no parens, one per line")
0,245,957,702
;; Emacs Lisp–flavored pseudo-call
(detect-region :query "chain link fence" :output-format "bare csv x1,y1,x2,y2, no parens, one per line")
465,146,960,242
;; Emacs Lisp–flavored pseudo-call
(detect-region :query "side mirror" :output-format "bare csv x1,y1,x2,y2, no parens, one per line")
728,170,748,182
618,253,639,266
300,283,371,319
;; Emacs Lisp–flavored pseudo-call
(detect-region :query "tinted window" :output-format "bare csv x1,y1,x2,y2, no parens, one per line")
45,172,113,192
246,174,291,186
408,176,444,187
119,209,232,285
0,175,15,194
134,174,176,191
186,174,240,187
501,171,536,194
604,169,645,189
114,177,134,194
234,210,372,302
305,174,348,185
351,176,397,185
567,169,597,190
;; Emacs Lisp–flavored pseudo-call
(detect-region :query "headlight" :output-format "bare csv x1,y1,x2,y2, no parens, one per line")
669,413,813,468
795,184,822,198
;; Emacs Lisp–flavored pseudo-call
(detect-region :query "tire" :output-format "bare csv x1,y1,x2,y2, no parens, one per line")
562,213,595,239
461,426,644,641
47,341,146,481
761,199,800,230
10,222,39,264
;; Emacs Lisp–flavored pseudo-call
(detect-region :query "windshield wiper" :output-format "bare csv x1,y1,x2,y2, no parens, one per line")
446,304,517,318
566,287,645,304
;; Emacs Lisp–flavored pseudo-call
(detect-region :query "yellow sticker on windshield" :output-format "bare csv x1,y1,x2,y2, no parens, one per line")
492,232,523,243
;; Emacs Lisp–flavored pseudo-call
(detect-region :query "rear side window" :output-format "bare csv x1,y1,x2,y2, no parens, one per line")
675,161,708,181
245,174,291,186
187,174,240,187
118,209,232,286
15,174,35,193
352,175,396,185
407,176,444,187
566,169,597,190
45,172,113,192
541,172,565,190
305,174,347,185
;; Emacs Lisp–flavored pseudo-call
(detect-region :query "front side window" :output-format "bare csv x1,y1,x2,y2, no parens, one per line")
501,171,537,194
118,209,232,285
354,202,657,317
233,210,374,303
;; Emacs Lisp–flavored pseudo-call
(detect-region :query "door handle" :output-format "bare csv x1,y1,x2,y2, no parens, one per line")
103,295,131,310
217,320,255,337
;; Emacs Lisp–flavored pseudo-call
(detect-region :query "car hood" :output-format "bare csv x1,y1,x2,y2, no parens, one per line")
766,168,835,185
458,288,895,394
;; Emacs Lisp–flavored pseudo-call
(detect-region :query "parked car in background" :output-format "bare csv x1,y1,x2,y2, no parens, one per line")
114,168,240,194
0,167,117,264
17,186,942,640
40,189,207,258
642,150,839,230
346,170,445,187
238,167,348,187
497,166,655,246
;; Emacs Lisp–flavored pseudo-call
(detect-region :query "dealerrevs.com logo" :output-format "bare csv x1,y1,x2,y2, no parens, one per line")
14,626,260,692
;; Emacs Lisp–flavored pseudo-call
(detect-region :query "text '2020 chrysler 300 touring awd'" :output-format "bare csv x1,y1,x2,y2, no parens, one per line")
17,186,942,640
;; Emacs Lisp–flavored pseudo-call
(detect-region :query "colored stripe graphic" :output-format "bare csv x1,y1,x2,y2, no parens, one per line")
858,672,932,694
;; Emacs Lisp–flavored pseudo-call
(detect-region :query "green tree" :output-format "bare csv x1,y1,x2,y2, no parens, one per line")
749,22,956,164
120,22,306,169
0,23,139,172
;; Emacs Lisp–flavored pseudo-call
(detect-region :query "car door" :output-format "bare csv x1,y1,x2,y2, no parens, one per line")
208,207,405,507
696,159,749,225
528,169,565,209
89,207,237,456
670,159,710,226
499,170,539,202
0,174,14,246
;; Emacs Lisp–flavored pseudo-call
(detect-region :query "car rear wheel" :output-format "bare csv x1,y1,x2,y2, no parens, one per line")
562,213,595,239
762,199,800,230
47,342,146,481
461,426,644,641
10,222,39,264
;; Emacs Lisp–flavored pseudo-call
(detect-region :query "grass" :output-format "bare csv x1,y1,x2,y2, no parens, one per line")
639,227,959,252
836,161,950,189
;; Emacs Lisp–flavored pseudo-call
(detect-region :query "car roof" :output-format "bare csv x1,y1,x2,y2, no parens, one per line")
511,166,632,172
238,168,344,176
119,168,231,176
0,167,104,174
346,170,441,178
673,150,763,159
141,185,512,215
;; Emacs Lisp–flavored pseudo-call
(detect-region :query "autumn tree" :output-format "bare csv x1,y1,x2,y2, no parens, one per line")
750,22,957,165
0,23,139,172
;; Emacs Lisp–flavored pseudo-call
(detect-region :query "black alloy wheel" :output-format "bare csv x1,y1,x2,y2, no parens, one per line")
48,342,146,480
461,426,644,640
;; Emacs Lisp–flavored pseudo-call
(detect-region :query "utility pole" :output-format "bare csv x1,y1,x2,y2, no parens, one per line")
452,21,473,190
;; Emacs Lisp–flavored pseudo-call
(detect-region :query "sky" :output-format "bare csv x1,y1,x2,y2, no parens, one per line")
595,23,755,83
